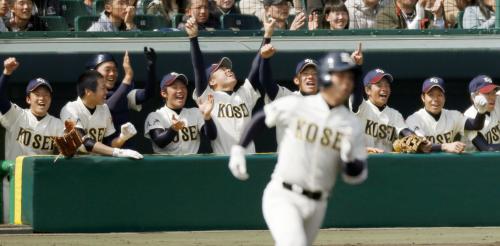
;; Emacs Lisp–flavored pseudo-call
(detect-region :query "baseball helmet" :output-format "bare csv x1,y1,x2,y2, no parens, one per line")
85,53,117,70
319,51,358,86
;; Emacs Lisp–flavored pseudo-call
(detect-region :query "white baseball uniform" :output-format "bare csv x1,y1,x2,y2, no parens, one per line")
262,94,367,246
264,86,301,146
463,96,500,151
351,99,407,152
193,79,260,154
0,103,64,160
144,106,205,154
60,97,116,152
406,108,466,144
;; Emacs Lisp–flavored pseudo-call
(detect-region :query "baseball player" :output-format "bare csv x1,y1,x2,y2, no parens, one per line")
228,51,368,246
186,16,268,154
406,77,486,153
350,68,432,153
144,72,217,154
85,47,156,148
60,70,143,159
463,75,500,151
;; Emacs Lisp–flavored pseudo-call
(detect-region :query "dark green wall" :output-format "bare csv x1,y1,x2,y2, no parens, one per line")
16,153,500,232
1,49,499,155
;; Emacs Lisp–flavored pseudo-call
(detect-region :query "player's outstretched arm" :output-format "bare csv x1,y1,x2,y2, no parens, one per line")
350,43,364,113
247,17,275,93
198,94,217,140
106,51,134,112
135,47,157,105
0,57,18,114
186,17,208,97
472,133,500,151
260,44,278,100
76,128,143,159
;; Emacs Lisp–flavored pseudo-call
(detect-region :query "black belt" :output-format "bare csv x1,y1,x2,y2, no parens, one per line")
282,182,322,201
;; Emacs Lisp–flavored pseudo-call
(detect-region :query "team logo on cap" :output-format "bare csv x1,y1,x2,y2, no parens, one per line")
430,78,439,84
36,78,47,83
304,59,315,64
340,53,354,65
375,69,385,74
484,77,493,83
170,72,180,76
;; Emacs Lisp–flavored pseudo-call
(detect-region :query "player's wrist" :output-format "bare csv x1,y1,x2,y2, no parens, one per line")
3,69,12,75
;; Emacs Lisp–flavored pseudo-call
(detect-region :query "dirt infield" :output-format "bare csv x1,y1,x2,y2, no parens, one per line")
1,227,500,246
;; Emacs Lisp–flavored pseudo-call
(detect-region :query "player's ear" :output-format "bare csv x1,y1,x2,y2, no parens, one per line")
293,76,300,86
25,95,31,105
420,93,425,104
160,89,168,99
364,85,371,96
208,78,216,88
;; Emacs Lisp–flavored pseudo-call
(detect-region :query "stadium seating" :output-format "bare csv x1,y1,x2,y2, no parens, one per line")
60,0,90,28
171,13,184,28
93,0,105,15
134,15,168,31
74,15,99,31
40,16,69,31
221,14,261,30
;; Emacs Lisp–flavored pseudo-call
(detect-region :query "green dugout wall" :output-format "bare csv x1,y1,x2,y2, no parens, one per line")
11,153,500,233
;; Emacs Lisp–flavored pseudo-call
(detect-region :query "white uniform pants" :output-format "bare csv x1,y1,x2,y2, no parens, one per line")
262,179,327,246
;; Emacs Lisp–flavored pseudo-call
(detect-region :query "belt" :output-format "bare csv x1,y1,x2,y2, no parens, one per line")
282,182,322,201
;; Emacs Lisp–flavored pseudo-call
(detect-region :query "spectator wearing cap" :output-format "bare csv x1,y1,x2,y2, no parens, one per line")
350,68,432,153
85,48,157,149
186,15,265,154
144,72,217,154
87,0,139,31
406,77,486,153
463,75,500,151
0,0,9,32
6,0,47,31
375,0,445,29
178,0,219,31
463,0,496,29
264,0,306,30
345,0,389,29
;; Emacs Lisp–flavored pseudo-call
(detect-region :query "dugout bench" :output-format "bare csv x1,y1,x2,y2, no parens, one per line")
6,153,500,233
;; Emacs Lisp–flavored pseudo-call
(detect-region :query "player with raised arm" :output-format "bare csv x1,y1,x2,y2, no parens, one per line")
186,16,269,154
144,72,217,154
228,52,368,246
406,77,486,153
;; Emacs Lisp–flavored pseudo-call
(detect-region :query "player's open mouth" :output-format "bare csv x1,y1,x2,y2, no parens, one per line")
305,81,316,86
379,93,388,99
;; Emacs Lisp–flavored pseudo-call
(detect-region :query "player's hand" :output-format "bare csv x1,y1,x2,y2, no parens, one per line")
260,44,276,59
197,94,215,120
289,12,306,31
473,93,488,114
307,11,319,31
351,43,363,65
171,115,186,131
263,15,276,38
3,57,19,75
124,6,136,30
441,141,465,153
119,122,137,141
185,16,198,38
144,47,156,66
366,147,384,154
229,145,249,180
112,148,144,159
419,139,432,153
122,51,133,85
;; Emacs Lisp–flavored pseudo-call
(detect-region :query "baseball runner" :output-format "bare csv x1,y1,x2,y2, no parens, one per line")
144,72,217,154
0,57,65,223
350,68,432,153
85,47,157,148
60,70,142,159
405,77,486,153
228,52,368,246
463,75,500,151
186,16,267,154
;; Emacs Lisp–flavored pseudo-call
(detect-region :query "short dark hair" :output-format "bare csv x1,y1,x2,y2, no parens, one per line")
77,70,103,98
322,0,350,29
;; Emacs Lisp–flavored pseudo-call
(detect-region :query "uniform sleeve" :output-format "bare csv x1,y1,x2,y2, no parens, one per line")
351,99,367,116
463,107,479,141
104,107,116,137
341,119,368,163
240,78,261,106
393,111,409,135
192,86,210,102
263,96,296,128
196,110,205,129
405,114,425,137
60,104,84,130
127,89,143,112
453,110,467,135
0,103,23,129
144,112,166,139
264,85,293,104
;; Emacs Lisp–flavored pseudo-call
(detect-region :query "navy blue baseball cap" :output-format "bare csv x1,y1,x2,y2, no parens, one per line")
85,53,117,70
205,57,232,79
469,75,498,94
295,58,318,75
363,68,394,86
26,78,53,95
422,77,445,93
160,72,188,89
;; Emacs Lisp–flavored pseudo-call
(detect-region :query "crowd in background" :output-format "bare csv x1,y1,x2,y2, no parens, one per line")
0,0,497,32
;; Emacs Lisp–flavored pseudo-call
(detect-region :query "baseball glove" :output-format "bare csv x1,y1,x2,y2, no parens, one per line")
392,135,427,153
53,121,83,157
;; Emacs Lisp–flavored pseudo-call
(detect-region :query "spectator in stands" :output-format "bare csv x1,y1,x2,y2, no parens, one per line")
346,0,389,28
6,0,46,31
239,0,265,21
264,0,305,30
322,0,350,29
375,0,445,29
87,0,139,31
32,0,61,16
209,0,240,25
0,0,8,31
178,0,219,30
139,0,178,25
83,0,93,14
463,0,495,28
444,0,473,27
